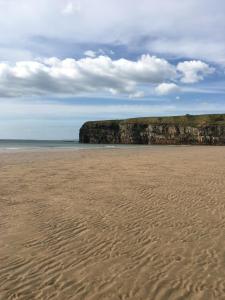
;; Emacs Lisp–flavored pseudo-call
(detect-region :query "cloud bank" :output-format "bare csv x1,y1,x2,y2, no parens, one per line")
0,0,225,64
0,55,214,98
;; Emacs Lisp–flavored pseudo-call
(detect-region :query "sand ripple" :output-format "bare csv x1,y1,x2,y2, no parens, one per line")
0,147,225,299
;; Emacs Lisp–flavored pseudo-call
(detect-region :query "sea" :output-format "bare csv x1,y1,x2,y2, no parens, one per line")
0,139,144,152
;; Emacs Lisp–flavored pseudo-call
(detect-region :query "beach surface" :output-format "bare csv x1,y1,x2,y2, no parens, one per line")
0,146,225,300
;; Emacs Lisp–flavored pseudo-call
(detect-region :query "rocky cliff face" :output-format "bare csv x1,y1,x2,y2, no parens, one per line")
79,115,225,145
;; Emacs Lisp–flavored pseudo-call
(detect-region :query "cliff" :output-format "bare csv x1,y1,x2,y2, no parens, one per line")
79,114,225,145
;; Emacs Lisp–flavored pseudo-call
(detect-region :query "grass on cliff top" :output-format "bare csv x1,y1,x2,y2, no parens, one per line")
85,114,225,127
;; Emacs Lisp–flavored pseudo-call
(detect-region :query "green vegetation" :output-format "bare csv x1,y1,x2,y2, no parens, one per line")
85,114,225,127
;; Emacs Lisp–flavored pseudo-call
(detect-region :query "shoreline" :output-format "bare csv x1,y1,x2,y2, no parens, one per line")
0,143,223,154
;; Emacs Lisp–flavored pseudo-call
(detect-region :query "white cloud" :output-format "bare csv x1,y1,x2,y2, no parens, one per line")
155,83,180,96
129,91,145,99
0,54,178,98
177,60,215,83
62,1,80,15
84,50,96,58
84,49,114,58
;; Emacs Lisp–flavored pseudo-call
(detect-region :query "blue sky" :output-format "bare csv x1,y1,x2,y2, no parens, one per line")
0,0,224,139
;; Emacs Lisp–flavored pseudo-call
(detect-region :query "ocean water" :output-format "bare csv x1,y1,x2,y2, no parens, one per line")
0,139,144,152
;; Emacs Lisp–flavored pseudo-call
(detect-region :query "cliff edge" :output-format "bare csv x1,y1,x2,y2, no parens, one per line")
79,114,225,145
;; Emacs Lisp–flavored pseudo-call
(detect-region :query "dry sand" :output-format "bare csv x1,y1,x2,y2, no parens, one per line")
0,146,225,300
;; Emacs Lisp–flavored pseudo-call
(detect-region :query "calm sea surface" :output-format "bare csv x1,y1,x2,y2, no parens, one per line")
0,140,148,152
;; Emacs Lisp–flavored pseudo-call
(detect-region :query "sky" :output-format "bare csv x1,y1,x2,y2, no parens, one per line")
0,0,225,139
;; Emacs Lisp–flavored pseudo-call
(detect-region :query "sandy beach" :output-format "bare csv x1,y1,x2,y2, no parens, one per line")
0,146,225,300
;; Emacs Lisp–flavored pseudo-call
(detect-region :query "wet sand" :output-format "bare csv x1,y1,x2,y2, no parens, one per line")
0,146,225,300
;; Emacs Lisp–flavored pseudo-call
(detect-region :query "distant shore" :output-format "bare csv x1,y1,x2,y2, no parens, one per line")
1,147,225,299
